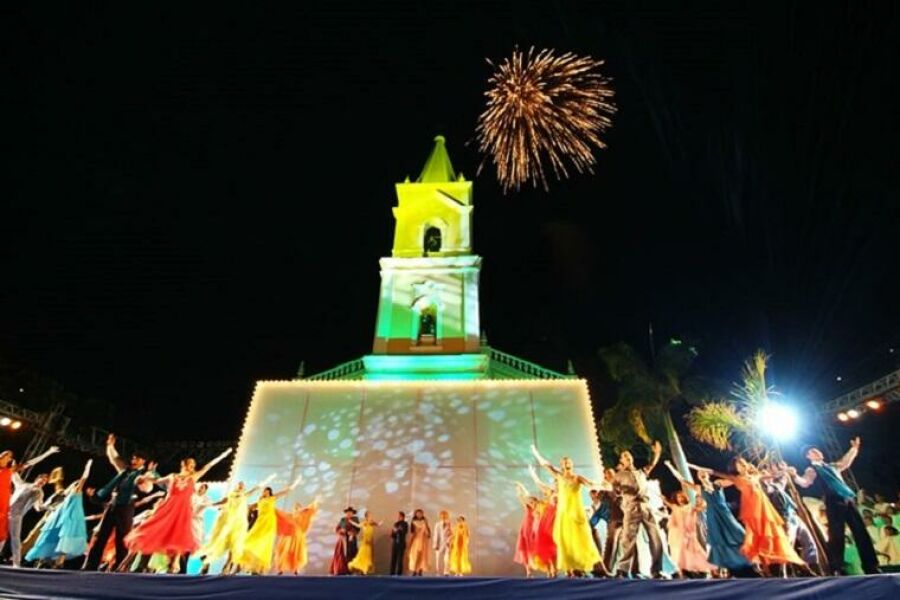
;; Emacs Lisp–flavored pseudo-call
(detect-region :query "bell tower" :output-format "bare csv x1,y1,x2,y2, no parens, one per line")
370,136,482,364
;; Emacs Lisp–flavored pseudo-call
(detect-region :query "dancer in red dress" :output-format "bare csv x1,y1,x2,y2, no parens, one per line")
528,465,558,577
514,482,538,577
123,448,232,573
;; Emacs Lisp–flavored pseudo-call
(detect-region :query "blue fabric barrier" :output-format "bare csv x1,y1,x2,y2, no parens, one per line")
1,567,899,600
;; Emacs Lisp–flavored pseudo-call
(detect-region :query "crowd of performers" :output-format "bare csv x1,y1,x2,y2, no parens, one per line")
1,432,898,578
514,437,892,578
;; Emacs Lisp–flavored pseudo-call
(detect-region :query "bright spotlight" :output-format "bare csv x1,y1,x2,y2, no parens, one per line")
866,399,881,410
10,421,22,430
757,402,799,441
837,412,849,422
0,417,10,427
847,409,860,419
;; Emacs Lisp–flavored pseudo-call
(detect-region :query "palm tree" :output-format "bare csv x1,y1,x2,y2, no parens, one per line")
685,350,773,459
598,339,702,488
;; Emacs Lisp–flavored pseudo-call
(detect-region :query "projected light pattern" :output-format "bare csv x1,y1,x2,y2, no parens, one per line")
230,379,601,575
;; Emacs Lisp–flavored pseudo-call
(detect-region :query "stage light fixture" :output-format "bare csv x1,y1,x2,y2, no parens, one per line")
10,420,21,430
866,399,881,410
0,417,10,427
847,409,860,419
837,412,849,422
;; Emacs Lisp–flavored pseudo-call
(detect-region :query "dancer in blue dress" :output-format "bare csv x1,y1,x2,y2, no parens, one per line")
27,459,92,563
665,461,752,573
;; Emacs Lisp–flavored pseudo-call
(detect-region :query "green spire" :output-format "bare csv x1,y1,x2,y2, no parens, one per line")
417,135,456,183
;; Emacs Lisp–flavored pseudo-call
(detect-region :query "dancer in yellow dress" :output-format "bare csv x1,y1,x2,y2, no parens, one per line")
198,476,273,575
237,478,301,574
348,511,382,575
449,515,472,576
533,445,607,577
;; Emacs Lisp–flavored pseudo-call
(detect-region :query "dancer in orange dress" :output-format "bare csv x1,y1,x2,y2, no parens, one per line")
692,457,805,569
274,498,319,575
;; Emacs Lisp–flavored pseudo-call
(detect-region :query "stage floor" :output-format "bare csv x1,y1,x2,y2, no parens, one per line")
1,568,899,600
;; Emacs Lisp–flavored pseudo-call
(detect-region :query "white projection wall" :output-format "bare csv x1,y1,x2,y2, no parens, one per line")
229,379,602,576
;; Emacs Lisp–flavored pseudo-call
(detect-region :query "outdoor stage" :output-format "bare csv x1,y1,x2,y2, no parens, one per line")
1,568,898,600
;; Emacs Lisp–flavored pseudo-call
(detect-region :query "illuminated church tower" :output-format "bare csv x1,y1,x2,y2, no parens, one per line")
229,136,602,576
366,135,486,378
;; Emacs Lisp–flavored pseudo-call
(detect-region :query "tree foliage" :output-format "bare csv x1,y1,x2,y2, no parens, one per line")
685,350,776,459
598,339,704,457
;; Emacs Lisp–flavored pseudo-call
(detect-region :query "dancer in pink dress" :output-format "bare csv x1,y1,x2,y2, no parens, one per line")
123,448,232,572
664,489,715,575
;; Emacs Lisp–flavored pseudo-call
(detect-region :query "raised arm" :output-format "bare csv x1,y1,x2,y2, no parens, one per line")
105,435,126,473
664,460,700,491
528,465,554,496
245,473,277,496
194,448,233,480
642,441,662,475
531,444,561,477
272,476,302,498
514,481,531,507
20,446,60,472
576,473,610,491
74,459,93,494
834,437,860,472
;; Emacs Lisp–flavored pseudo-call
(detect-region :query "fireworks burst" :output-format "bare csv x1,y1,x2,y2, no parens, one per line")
476,47,616,193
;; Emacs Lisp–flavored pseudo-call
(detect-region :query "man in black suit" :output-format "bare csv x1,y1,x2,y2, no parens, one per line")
390,511,409,575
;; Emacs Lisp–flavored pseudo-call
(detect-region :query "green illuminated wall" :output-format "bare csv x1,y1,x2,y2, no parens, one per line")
230,379,603,576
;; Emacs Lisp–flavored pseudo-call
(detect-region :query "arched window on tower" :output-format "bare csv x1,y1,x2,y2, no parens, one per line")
417,305,438,345
423,226,442,255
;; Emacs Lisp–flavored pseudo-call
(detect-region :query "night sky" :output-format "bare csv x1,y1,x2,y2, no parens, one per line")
2,3,898,477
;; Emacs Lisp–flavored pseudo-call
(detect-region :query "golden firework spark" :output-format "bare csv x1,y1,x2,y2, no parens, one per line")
476,47,616,193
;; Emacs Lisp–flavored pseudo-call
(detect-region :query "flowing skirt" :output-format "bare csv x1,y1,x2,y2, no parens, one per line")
449,531,471,575
532,502,557,572
703,489,752,570
26,493,88,561
736,478,804,566
238,506,278,572
514,507,535,567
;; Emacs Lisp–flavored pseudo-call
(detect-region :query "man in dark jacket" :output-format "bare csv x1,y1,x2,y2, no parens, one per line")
390,511,409,575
